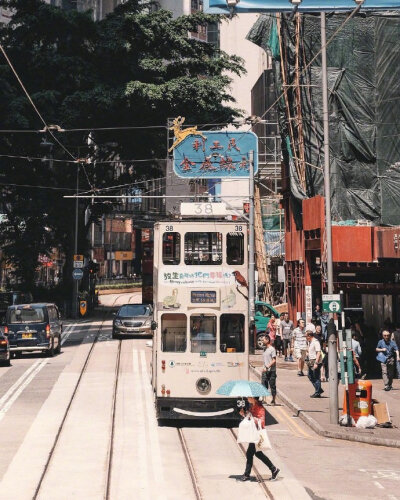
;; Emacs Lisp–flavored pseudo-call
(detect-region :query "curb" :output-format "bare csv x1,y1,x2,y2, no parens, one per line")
250,364,400,449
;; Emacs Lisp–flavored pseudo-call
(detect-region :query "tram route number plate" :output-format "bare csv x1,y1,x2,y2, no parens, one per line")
191,291,217,304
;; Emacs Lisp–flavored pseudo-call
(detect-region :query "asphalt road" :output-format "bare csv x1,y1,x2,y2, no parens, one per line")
0,292,398,500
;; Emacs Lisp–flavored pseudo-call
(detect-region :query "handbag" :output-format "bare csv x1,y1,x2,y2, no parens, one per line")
256,420,272,451
237,413,260,444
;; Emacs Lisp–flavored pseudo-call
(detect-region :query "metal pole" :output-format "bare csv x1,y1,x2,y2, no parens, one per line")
72,164,79,319
321,12,338,424
249,151,256,355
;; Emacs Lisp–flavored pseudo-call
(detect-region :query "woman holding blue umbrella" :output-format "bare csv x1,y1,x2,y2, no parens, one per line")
239,397,280,482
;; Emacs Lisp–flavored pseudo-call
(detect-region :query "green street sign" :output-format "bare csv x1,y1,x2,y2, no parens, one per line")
322,294,342,313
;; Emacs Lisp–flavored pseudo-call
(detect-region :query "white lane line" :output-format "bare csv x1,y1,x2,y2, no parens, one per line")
133,349,149,500
140,350,166,499
0,360,42,410
374,481,385,490
0,358,48,423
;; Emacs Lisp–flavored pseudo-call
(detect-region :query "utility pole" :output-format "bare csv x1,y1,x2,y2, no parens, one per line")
321,12,338,424
72,163,79,319
248,150,256,355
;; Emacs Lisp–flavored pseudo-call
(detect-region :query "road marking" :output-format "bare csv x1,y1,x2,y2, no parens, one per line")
374,481,385,490
273,405,314,439
0,359,42,410
0,358,48,423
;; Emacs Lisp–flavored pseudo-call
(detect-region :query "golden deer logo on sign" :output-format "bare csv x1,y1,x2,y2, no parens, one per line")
168,117,206,153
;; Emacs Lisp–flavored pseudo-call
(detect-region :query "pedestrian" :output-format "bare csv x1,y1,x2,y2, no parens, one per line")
351,333,362,378
274,314,283,357
280,312,294,361
267,315,277,346
376,330,400,391
313,304,322,322
239,397,280,482
306,331,324,398
392,324,400,379
292,318,307,376
262,335,277,406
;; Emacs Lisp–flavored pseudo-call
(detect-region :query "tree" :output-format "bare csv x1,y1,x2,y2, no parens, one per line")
0,0,245,294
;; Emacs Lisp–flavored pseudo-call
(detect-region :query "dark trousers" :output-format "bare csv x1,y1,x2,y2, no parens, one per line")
274,336,282,353
308,363,322,394
262,370,277,397
245,443,275,476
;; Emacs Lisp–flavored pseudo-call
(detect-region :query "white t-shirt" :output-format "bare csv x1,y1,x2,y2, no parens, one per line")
308,338,321,360
305,323,316,333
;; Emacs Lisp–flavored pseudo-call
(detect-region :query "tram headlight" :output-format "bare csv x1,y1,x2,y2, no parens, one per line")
196,377,211,395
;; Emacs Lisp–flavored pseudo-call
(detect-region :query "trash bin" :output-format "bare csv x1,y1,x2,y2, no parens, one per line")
342,380,373,422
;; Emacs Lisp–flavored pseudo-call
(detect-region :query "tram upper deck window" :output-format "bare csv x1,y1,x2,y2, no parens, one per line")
220,314,245,353
190,314,216,353
161,313,187,352
227,232,244,265
163,232,180,265
184,232,222,265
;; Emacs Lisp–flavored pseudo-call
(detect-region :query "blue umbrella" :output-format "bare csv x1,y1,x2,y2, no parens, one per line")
216,380,270,397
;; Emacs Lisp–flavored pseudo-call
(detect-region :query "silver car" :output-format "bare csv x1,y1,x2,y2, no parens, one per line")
112,304,153,338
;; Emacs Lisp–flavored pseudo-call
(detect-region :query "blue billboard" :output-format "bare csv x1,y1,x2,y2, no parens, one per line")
173,131,258,179
204,0,400,13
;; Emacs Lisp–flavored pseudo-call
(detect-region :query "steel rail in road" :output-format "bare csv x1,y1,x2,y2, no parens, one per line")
32,299,121,500
177,428,203,500
228,428,274,499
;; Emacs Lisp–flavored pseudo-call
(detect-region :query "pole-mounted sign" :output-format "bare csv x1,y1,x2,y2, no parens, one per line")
204,0,400,13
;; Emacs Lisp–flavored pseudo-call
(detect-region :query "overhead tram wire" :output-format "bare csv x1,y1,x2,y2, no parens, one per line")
0,44,93,189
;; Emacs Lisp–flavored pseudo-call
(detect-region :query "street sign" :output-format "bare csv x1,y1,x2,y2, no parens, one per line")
73,261,84,269
204,0,400,14
73,254,84,262
72,268,83,280
305,285,312,323
322,293,342,313
173,131,258,179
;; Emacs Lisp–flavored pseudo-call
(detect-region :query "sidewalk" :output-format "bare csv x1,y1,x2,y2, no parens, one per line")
250,352,400,448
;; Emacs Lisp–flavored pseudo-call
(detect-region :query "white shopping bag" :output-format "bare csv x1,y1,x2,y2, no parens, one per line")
237,414,260,444
257,424,272,451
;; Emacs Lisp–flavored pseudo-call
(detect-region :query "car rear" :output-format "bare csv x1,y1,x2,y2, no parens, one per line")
0,334,10,366
5,304,51,354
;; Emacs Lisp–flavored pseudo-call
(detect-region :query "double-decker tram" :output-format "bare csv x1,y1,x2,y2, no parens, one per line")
151,219,249,420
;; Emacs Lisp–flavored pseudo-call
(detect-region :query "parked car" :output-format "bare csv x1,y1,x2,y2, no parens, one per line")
4,303,62,357
0,334,10,366
255,301,280,349
0,291,33,323
112,303,153,338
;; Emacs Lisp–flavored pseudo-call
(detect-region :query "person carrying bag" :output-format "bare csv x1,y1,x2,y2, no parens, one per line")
238,397,279,482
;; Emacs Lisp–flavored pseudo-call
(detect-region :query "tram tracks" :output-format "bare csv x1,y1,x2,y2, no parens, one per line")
177,426,274,500
32,302,122,500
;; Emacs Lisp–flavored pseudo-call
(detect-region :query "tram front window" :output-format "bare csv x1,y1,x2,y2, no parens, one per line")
184,232,222,265
227,232,244,265
190,314,216,353
220,314,245,353
161,313,187,352
163,232,180,265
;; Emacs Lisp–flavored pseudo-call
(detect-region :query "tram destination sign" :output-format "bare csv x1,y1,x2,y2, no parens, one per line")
191,291,217,304
173,130,258,179
204,0,400,13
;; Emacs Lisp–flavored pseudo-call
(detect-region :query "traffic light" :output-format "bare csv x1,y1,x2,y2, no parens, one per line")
87,260,100,274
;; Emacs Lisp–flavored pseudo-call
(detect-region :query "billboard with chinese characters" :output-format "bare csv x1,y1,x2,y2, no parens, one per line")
204,0,400,13
173,131,258,178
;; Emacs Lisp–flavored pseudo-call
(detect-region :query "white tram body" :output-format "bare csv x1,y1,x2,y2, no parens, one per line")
151,220,249,420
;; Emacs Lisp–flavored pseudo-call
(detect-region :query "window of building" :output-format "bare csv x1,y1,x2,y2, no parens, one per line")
207,21,220,49
163,232,180,265
220,314,245,353
184,232,222,265
227,232,244,265
161,314,187,352
190,314,216,353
